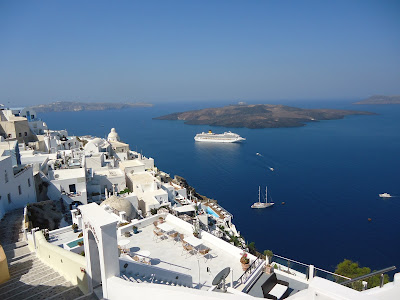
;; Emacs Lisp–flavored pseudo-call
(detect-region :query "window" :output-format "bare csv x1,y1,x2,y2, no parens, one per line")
28,178,31,187
18,185,22,195
31,115,35,119
5,170,8,183
19,133,22,137
24,132,28,136
69,184,76,193
7,194,11,204
8,134,11,138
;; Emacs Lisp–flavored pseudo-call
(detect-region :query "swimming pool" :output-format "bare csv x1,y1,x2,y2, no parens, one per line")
206,206,220,218
67,238,83,248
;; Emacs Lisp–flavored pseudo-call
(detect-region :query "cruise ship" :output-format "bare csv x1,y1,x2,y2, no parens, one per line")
194,130,245,143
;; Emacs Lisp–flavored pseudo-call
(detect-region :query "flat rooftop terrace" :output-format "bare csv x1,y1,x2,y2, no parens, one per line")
118,217,245,291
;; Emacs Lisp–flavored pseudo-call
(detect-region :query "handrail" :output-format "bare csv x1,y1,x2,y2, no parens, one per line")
235,254,264,287
314,267,351,280
273,254,309,267
340,266,396,288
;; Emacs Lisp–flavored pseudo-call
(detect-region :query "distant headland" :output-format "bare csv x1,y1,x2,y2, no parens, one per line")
354,95,400,105
31,101,153,112
154,104,375,129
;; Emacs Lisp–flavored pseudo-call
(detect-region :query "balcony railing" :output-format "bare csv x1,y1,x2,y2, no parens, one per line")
235,254,265,288
13,165,31,178
340,266,396,290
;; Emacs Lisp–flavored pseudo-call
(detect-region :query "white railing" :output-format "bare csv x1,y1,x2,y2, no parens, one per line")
119,257,193,287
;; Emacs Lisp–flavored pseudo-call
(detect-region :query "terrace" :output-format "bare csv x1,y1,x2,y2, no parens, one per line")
116,213,255,291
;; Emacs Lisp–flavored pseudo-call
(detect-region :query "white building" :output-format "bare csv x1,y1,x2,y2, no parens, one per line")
47,157,88,205
87,168,127,200
126,172,169,216
119,159,146,175
0,108,37,143
0,154,37,219
84,138,111,155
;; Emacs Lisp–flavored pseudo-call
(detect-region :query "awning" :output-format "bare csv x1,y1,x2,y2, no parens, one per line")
198,214,208,226
173,205,196,213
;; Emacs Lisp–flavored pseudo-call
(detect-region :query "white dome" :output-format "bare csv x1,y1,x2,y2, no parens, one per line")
100,195,132,217
107,128,120,142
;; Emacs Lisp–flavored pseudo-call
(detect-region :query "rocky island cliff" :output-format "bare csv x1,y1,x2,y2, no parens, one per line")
354,95,400,105
154,104,375,129
31,101,153,112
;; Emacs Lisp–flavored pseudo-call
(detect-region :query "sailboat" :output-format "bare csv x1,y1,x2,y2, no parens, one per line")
251,186,274,209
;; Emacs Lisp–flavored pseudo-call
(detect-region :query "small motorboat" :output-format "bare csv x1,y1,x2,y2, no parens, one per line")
379,193,392,198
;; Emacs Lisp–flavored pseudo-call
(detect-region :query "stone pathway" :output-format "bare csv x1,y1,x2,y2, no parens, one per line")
0,209,96,299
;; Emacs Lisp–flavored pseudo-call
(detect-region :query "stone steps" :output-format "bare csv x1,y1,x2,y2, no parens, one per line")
0,209,85,300
46,286,85,300
0,263,50,291
74,292,99,300
0,269,63,298
4,275,73,300
5,244,32,260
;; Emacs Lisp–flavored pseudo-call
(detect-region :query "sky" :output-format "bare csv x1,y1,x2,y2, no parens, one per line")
0,0,399,106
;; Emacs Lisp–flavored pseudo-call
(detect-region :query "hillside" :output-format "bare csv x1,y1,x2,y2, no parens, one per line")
354,95,400,105
154,104,375,129
31,101,153,112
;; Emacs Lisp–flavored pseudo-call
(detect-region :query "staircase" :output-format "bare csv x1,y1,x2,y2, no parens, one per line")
0,209,95,300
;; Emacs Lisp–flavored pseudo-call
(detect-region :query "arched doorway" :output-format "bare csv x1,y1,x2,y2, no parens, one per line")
80,203,120,298
87,230,101,289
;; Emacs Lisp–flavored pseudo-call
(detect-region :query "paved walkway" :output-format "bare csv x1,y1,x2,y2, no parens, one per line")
0,209,96,300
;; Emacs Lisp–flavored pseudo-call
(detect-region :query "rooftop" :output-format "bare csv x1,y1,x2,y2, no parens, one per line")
120,159,146,168
50,167,86,180
128,172,156,186
117,214,246,291
95,168,125,177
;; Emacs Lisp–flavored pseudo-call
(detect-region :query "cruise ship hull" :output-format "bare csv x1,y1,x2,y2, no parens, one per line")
194,137,244,143
194,131,245,143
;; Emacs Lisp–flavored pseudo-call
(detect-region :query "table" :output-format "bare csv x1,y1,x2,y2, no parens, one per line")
184,236,203,248
118,239,130,253
268,284,288,299
133,250,151,264
118,239,130,248
135,250,150,257
158,223,174,233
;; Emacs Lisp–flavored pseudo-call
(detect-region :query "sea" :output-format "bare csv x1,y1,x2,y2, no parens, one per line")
40,99,400,275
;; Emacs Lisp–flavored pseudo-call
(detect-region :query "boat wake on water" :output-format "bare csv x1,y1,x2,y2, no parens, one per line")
256,152,275,172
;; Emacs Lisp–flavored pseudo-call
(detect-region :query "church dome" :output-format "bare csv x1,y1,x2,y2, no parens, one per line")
107,128,120,142
100,195,132,217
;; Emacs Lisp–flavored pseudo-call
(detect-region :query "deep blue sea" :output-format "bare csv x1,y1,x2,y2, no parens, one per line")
41,100,400,274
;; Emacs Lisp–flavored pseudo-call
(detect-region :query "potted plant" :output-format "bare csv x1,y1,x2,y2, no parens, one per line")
124,231,131,238
264,250,274,274
77,241,84,246
240,253,250,271
72,223,78,233
132,225,138,234
78,232,83,238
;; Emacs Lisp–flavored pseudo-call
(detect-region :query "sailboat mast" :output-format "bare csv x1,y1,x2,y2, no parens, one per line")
265,186,268,203
258,186,261,203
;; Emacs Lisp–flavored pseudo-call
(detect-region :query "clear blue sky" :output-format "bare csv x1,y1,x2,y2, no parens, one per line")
1,0,399,106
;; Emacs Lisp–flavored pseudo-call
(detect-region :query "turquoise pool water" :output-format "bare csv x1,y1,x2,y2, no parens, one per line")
206,206,219,218
67,238,83,248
